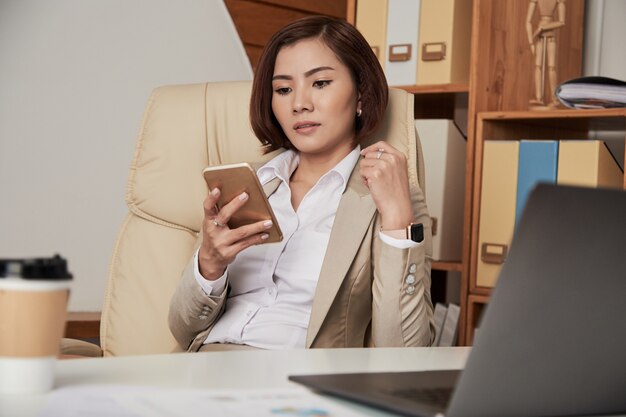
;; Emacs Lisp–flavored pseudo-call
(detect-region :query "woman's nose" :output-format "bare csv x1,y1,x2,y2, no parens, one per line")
292,89,313,114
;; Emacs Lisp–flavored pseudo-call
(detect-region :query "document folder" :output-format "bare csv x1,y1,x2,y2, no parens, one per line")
384,0,421,86
476,141,519,288
515,140,558,226
416,0,472,85
557,140,624,188
355,0,388,68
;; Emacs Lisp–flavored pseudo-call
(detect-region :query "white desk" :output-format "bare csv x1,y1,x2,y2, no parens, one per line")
0,347,469,417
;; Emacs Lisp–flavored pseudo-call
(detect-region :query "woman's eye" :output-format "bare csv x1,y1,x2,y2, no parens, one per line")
313,80,332,89
274,87,291,95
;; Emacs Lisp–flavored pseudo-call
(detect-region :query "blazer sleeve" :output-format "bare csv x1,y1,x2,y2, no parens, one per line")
369,184,436,347
168,250,228,350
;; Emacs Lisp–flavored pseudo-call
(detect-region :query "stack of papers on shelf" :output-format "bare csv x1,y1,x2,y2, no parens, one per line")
556,76,626,109
433,302,460,347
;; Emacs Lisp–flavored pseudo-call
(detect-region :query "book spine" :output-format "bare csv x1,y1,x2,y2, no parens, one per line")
515,140,558,226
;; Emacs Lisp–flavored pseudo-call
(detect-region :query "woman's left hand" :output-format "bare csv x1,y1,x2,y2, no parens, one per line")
360,141,415,231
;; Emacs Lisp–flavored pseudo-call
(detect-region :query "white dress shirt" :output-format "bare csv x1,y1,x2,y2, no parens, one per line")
194,146,417,349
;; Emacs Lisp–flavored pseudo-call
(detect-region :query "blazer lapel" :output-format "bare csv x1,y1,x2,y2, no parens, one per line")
262,177,281,197
249,161,282,198
306,165,377,347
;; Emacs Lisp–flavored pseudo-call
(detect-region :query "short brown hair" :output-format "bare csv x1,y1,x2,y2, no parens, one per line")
250,16,388,153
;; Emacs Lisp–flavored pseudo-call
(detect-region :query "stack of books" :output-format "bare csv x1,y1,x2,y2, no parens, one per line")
556,76,626,109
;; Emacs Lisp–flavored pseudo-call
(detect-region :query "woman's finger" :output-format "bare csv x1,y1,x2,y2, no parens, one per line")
212,191,249,226
203,188,221,216
220,219,274,247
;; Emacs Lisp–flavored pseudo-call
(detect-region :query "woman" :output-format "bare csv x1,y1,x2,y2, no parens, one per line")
169,16,434,351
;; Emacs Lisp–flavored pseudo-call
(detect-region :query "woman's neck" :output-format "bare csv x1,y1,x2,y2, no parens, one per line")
291,144,355,185
289,144,355,211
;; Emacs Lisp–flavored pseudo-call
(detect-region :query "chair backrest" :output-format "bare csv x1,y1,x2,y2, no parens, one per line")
100,81,424,356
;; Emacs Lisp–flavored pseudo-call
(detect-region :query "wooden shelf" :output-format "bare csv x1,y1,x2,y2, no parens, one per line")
479,108,626,135
432,261,463,272
477,108,626,150
397,84,469,120
481,108,626,120
397,83,469,94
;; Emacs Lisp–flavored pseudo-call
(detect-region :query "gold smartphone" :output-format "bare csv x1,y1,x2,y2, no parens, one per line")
202,162,283,243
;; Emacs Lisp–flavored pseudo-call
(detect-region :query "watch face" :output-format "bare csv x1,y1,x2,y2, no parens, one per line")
409,223,424,243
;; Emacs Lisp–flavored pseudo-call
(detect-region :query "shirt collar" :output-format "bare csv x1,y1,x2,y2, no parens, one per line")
257,145,361,192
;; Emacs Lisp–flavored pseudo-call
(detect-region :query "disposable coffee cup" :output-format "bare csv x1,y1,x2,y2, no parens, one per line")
0,255,72,394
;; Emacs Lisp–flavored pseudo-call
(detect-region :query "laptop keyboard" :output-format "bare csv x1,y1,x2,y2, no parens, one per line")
388,387,453,408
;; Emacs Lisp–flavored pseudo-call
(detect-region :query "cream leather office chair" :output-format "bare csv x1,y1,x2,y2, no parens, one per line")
65,81,426,356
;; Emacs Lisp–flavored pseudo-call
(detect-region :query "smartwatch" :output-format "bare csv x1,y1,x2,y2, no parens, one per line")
406,223,424,243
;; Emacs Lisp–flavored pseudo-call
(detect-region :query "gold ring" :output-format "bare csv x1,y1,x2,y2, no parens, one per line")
212,218,226,227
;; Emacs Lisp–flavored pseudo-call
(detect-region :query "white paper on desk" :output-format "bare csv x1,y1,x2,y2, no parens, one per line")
39,385,366,417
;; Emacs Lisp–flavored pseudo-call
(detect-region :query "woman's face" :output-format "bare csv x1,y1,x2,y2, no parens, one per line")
271,38,361,158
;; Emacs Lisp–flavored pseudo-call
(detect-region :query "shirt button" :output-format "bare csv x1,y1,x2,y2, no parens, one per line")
198,315,208,320
405,274,416,285
409,263,417,274
406,285,416,295
246,310,252,316
268,288,274,295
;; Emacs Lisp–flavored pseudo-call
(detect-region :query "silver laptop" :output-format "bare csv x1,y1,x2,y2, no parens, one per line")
290,184,626,417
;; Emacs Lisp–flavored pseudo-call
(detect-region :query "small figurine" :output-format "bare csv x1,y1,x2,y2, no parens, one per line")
526,0,566,109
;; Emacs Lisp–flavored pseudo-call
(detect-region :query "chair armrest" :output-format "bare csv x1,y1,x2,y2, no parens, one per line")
60,337,103,357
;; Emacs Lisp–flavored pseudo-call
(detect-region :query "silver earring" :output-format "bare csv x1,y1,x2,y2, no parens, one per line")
356,108,362,117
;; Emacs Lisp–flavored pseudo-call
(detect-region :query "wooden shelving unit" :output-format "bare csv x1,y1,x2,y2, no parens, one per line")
390,0,585,344
465,108,626,344
349,0,586,344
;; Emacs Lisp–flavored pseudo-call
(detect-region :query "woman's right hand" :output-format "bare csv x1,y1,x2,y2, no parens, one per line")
198,188,274,280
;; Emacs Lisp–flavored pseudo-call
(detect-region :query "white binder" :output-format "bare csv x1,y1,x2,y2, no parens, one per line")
384,0,421,86
416,119,466,261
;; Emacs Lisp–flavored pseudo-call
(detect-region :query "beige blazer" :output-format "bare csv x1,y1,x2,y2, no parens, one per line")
168,161,435,350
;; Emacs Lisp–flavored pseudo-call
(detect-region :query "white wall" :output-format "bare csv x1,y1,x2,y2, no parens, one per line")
0,1,252,311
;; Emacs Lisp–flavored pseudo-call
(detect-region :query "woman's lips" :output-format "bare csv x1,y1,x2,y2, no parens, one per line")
293,121,321,134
